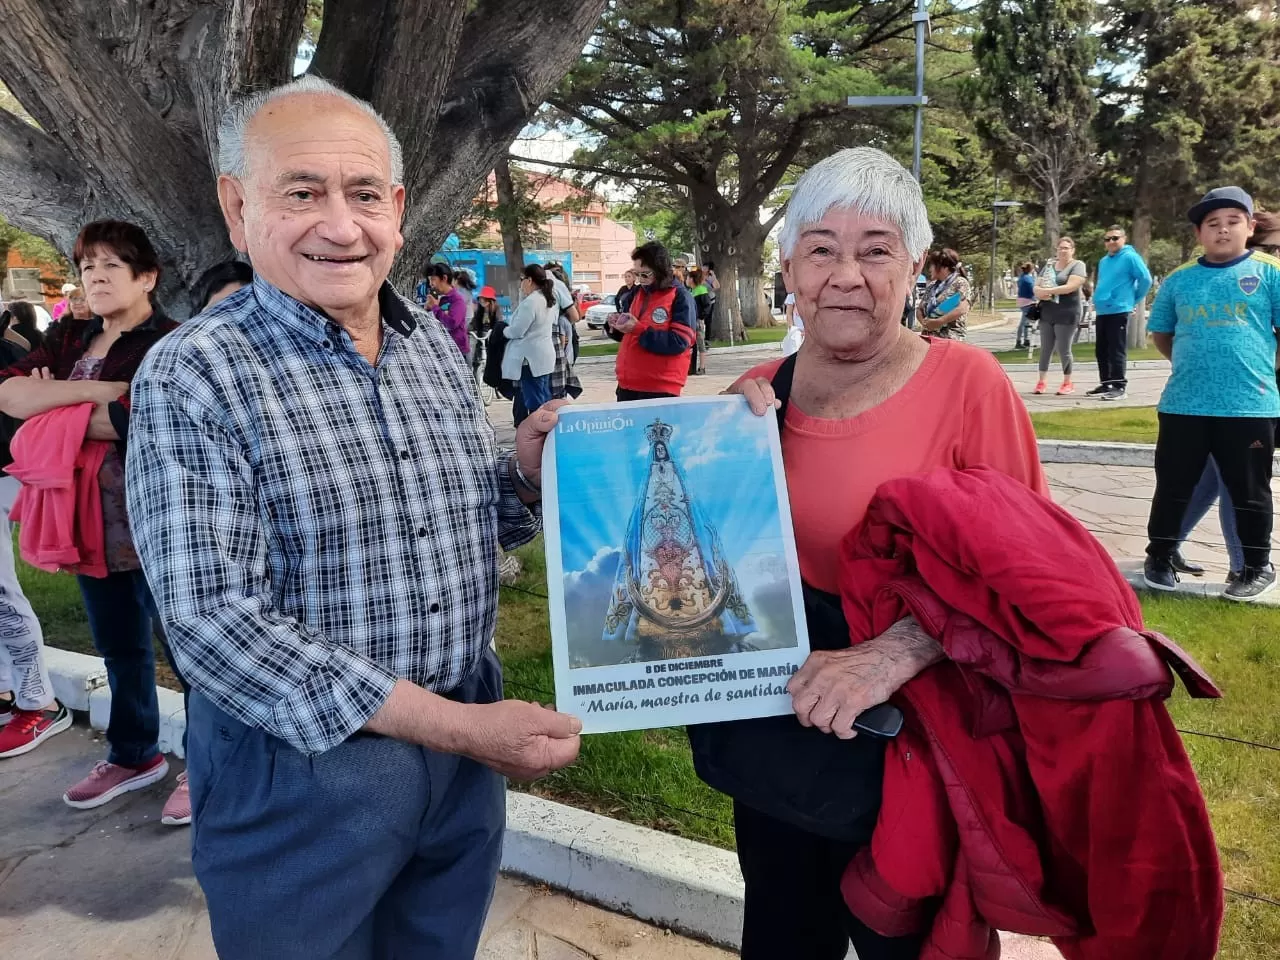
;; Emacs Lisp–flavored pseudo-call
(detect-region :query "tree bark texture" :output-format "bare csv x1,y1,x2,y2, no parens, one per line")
0,0,606,315
1128,154,1155,349
493,156,527,304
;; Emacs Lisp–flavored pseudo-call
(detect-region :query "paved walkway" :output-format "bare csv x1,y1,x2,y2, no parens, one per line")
0,728,732,960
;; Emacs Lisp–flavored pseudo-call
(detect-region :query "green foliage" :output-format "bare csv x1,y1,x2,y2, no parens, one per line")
970,0,1099,241
455,165,551,251
0,215,67,271
1094,1,1280,246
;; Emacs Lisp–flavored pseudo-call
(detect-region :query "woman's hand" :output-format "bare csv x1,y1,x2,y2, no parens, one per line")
1034,286,1055,301
722,376,778,416
28,367,54,380
787,617,944,738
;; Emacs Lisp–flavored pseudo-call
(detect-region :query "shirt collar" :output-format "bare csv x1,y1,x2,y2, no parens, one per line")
79,305,169,348
1197,250,1255,270
249,276,419,345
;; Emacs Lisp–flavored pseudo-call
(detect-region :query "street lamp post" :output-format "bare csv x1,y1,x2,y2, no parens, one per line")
990,181,1023,309
847,0,931,180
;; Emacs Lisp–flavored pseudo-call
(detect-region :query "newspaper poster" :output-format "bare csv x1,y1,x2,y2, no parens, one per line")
542,395,810,734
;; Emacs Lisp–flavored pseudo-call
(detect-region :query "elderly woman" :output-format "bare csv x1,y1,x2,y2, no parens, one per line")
708,147,1045,960
0,220,180,815
916,248,971,339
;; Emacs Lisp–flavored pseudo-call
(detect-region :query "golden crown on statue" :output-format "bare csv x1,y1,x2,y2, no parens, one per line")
645,419,673,444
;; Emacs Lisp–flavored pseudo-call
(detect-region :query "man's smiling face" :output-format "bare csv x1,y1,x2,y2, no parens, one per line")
217,92,405,324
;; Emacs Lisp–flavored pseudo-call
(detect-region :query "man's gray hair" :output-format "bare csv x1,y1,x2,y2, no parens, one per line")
779,148,933,260
217,75,404,184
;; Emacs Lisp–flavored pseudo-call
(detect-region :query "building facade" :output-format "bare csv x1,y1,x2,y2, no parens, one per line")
472,170,637,296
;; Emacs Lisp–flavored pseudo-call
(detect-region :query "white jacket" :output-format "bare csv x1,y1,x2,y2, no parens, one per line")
502,291,558,379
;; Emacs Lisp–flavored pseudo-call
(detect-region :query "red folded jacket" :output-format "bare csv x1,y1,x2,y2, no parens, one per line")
838,465,1223,960
7,402,110,577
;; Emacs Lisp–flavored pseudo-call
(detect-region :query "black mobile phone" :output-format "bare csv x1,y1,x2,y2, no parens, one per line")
853,703,904,739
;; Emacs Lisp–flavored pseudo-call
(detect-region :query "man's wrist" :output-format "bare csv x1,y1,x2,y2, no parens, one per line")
510,454,541,500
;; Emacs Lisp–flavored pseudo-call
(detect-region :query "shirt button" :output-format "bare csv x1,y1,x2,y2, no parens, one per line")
400,450,410,460
417,527,427,538
322,339,331,349
429,602,441,614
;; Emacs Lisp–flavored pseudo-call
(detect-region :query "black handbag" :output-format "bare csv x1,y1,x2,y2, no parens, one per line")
686,354,885,842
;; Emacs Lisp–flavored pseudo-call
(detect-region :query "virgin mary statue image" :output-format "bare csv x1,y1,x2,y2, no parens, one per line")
602,418,759,662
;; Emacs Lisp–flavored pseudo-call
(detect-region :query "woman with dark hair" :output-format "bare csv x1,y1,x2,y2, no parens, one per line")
0,219,180,816
424,263,469,358
190,260,253,315
5,301,43,350
916,248,971,340
688,266,711,375
608,240,696,400
502,263,558,425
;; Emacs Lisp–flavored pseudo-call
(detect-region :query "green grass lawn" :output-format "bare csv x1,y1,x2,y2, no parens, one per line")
578,324,787,359
1030,405,1158,444
991,341,1167,365
23,541,1279,954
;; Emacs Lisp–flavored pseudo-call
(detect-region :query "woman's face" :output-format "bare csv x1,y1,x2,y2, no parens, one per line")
519,275,533,294
79,245,155,319
68,291,91,319
631,260,655,286
624,270,636,286
781,206,919,361
1056,240,1074,261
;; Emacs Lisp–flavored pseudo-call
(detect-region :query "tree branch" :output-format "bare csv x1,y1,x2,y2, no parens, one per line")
506,154,683,187
0,109,87,249
394,0,610,286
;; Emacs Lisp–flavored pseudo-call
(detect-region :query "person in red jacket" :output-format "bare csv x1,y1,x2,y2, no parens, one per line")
608,241,695,400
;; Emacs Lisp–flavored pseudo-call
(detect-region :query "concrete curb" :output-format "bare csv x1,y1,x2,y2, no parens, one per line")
1037,439,1155,468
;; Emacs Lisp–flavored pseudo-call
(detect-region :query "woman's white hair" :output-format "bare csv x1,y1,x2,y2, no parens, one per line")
217,75,404,184
779,148,933,260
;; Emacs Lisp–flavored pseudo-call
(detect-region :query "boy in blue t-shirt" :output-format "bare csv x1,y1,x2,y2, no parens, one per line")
1144,186,1280,601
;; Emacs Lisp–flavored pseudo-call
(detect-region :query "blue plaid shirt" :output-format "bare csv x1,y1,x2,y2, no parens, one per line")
125,278,540,755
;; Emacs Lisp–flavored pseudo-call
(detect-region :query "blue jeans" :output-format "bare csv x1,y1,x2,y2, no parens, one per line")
77,570,161,768
188,649,506,959
513,368,552,427
1177,457,1245,574
1015,305,1035,346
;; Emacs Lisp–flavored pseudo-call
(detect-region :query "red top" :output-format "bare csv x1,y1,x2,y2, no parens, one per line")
838,466,1223,960
737,339,1047,592
616,285,693,395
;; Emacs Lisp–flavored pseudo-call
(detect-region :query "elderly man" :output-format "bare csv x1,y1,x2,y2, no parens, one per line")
126,76,581,958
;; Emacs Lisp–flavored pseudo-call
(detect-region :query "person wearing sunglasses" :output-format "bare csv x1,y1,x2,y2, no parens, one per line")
1091,225,1152,401
608,241,696,400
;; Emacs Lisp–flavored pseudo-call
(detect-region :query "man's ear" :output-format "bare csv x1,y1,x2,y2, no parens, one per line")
217,175,250,253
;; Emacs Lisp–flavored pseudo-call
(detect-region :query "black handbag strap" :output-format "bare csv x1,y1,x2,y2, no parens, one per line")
771,351,798,429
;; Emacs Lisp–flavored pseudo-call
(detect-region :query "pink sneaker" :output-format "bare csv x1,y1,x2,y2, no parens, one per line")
0,702,72,758
161,771,192,826
63,755,169,809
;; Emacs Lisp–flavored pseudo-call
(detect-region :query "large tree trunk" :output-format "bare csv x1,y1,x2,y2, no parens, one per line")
691,186,748,342
1129,155,1155,349
492,156,526,304
0,0,607,316
1042,186,1062,253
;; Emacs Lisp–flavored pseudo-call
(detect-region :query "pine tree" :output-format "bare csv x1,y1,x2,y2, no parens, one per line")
971,0,1099,251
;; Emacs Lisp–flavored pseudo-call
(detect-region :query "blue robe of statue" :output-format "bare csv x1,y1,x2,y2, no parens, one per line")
602,418,758,662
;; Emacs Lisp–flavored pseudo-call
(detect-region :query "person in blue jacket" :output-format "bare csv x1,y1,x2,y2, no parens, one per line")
1091,224,1152,401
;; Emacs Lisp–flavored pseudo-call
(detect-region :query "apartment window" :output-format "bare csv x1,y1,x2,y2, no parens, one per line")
571,215,599,226
573,271,601,282
547,213,566,223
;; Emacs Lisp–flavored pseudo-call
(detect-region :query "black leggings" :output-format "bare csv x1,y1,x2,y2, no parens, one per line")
734,801,924,960
1147,413,1276,568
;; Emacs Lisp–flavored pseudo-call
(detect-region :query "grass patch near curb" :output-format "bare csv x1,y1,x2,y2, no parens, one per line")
990,342,1165,365
578,325,788,358
1030,405,1158,444
25,538,1280,954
